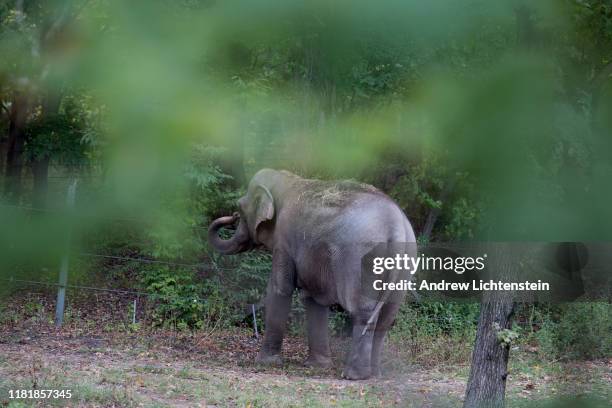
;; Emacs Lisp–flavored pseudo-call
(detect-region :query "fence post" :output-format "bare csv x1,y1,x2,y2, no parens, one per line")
55,179,78,327
132,298,137,325
251,303,259,339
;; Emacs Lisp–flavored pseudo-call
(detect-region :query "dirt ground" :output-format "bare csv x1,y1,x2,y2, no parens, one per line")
1,326,610,408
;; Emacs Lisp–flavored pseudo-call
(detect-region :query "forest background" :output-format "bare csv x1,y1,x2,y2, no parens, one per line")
0,1,611,406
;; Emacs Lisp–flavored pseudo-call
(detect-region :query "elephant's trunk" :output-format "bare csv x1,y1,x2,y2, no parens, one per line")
208,213,251,255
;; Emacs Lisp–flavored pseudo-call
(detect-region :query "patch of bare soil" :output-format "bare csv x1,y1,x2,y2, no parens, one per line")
0,293,609,407
0,326,469,407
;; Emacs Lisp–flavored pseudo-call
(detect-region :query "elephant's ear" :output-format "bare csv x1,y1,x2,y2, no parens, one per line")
253,184,275,241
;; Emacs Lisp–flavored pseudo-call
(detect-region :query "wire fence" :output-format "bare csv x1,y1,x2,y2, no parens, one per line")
1,275,466,329
1,260,267,336
2,248,270,305
1,181,486,337
0,179,271,332
0,275,232,330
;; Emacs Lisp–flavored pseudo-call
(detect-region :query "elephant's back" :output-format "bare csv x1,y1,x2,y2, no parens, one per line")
284,177,416,252
287,180,414,243
292,179,384,209
342,193,414,243
287,188,415,307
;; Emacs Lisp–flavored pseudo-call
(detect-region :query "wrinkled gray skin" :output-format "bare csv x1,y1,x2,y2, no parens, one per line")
209,169,416,380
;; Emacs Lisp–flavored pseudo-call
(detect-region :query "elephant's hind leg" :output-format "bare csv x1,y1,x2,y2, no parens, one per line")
370,301,401,377
303,297,332,368
342,300,380,380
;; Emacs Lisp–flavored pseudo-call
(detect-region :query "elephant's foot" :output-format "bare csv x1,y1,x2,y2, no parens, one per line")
304,354,332,369
341,364,372,380
256,352,283,366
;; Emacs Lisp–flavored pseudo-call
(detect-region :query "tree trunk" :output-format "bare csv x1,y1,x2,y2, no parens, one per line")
32,156,50,208
463,293,515,408
464,245,517,408
30,93,61,209
462,10,538,405
0,129,7,178
421,179,457,241
5,93,28,202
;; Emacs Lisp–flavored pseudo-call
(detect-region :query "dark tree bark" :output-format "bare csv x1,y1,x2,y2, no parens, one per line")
0,104,8,176
5,93,28,202
32,156,50,209
464,244,517,408
0,138,6,177
463,9,538,405
463,292,515,408
31,93,61,208
28,0,73,208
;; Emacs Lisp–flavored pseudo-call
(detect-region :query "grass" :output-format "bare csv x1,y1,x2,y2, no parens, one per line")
1,331,609,407
0,334,456,407
1,377,141,407
0,293,609,407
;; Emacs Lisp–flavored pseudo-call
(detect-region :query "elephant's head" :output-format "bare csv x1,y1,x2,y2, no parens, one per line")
208,169,281,255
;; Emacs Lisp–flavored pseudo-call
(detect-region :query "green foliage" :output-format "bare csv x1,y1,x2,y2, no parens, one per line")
138,254,270,331
443,196,479,240
0,2,610,375
185,143,242,219
25,96,96,165
391,301,480,340
387,301,480,366
140,266,230,330
137,144,239,261
329,307,351,337
494,322,520,348
223,251,271,306
73,143,272,331
535,302,612,360
367,153,480,240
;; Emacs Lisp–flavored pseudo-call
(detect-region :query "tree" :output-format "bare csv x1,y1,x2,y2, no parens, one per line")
4,89,27,201
0,0,90,205
463,299,515,408
463,245,517,408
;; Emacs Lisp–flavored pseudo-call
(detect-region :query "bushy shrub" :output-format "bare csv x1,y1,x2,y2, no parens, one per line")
140,266,231,330
117,144,255,330
391,301,480,340
535,302,611,360
388,301,480,366
209,250,271,308
329,306,352,337
365,153,481,241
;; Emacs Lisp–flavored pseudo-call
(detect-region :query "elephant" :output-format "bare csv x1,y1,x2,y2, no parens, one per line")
208,168,416,380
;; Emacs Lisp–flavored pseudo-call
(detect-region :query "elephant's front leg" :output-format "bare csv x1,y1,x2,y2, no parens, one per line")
303,297,332,368
257,290,292,365
256,249,295,365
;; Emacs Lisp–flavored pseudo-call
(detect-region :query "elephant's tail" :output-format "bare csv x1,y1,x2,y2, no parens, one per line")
361,245,402,336
361,235,418,336
361,300,385,336
361,265,401,336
